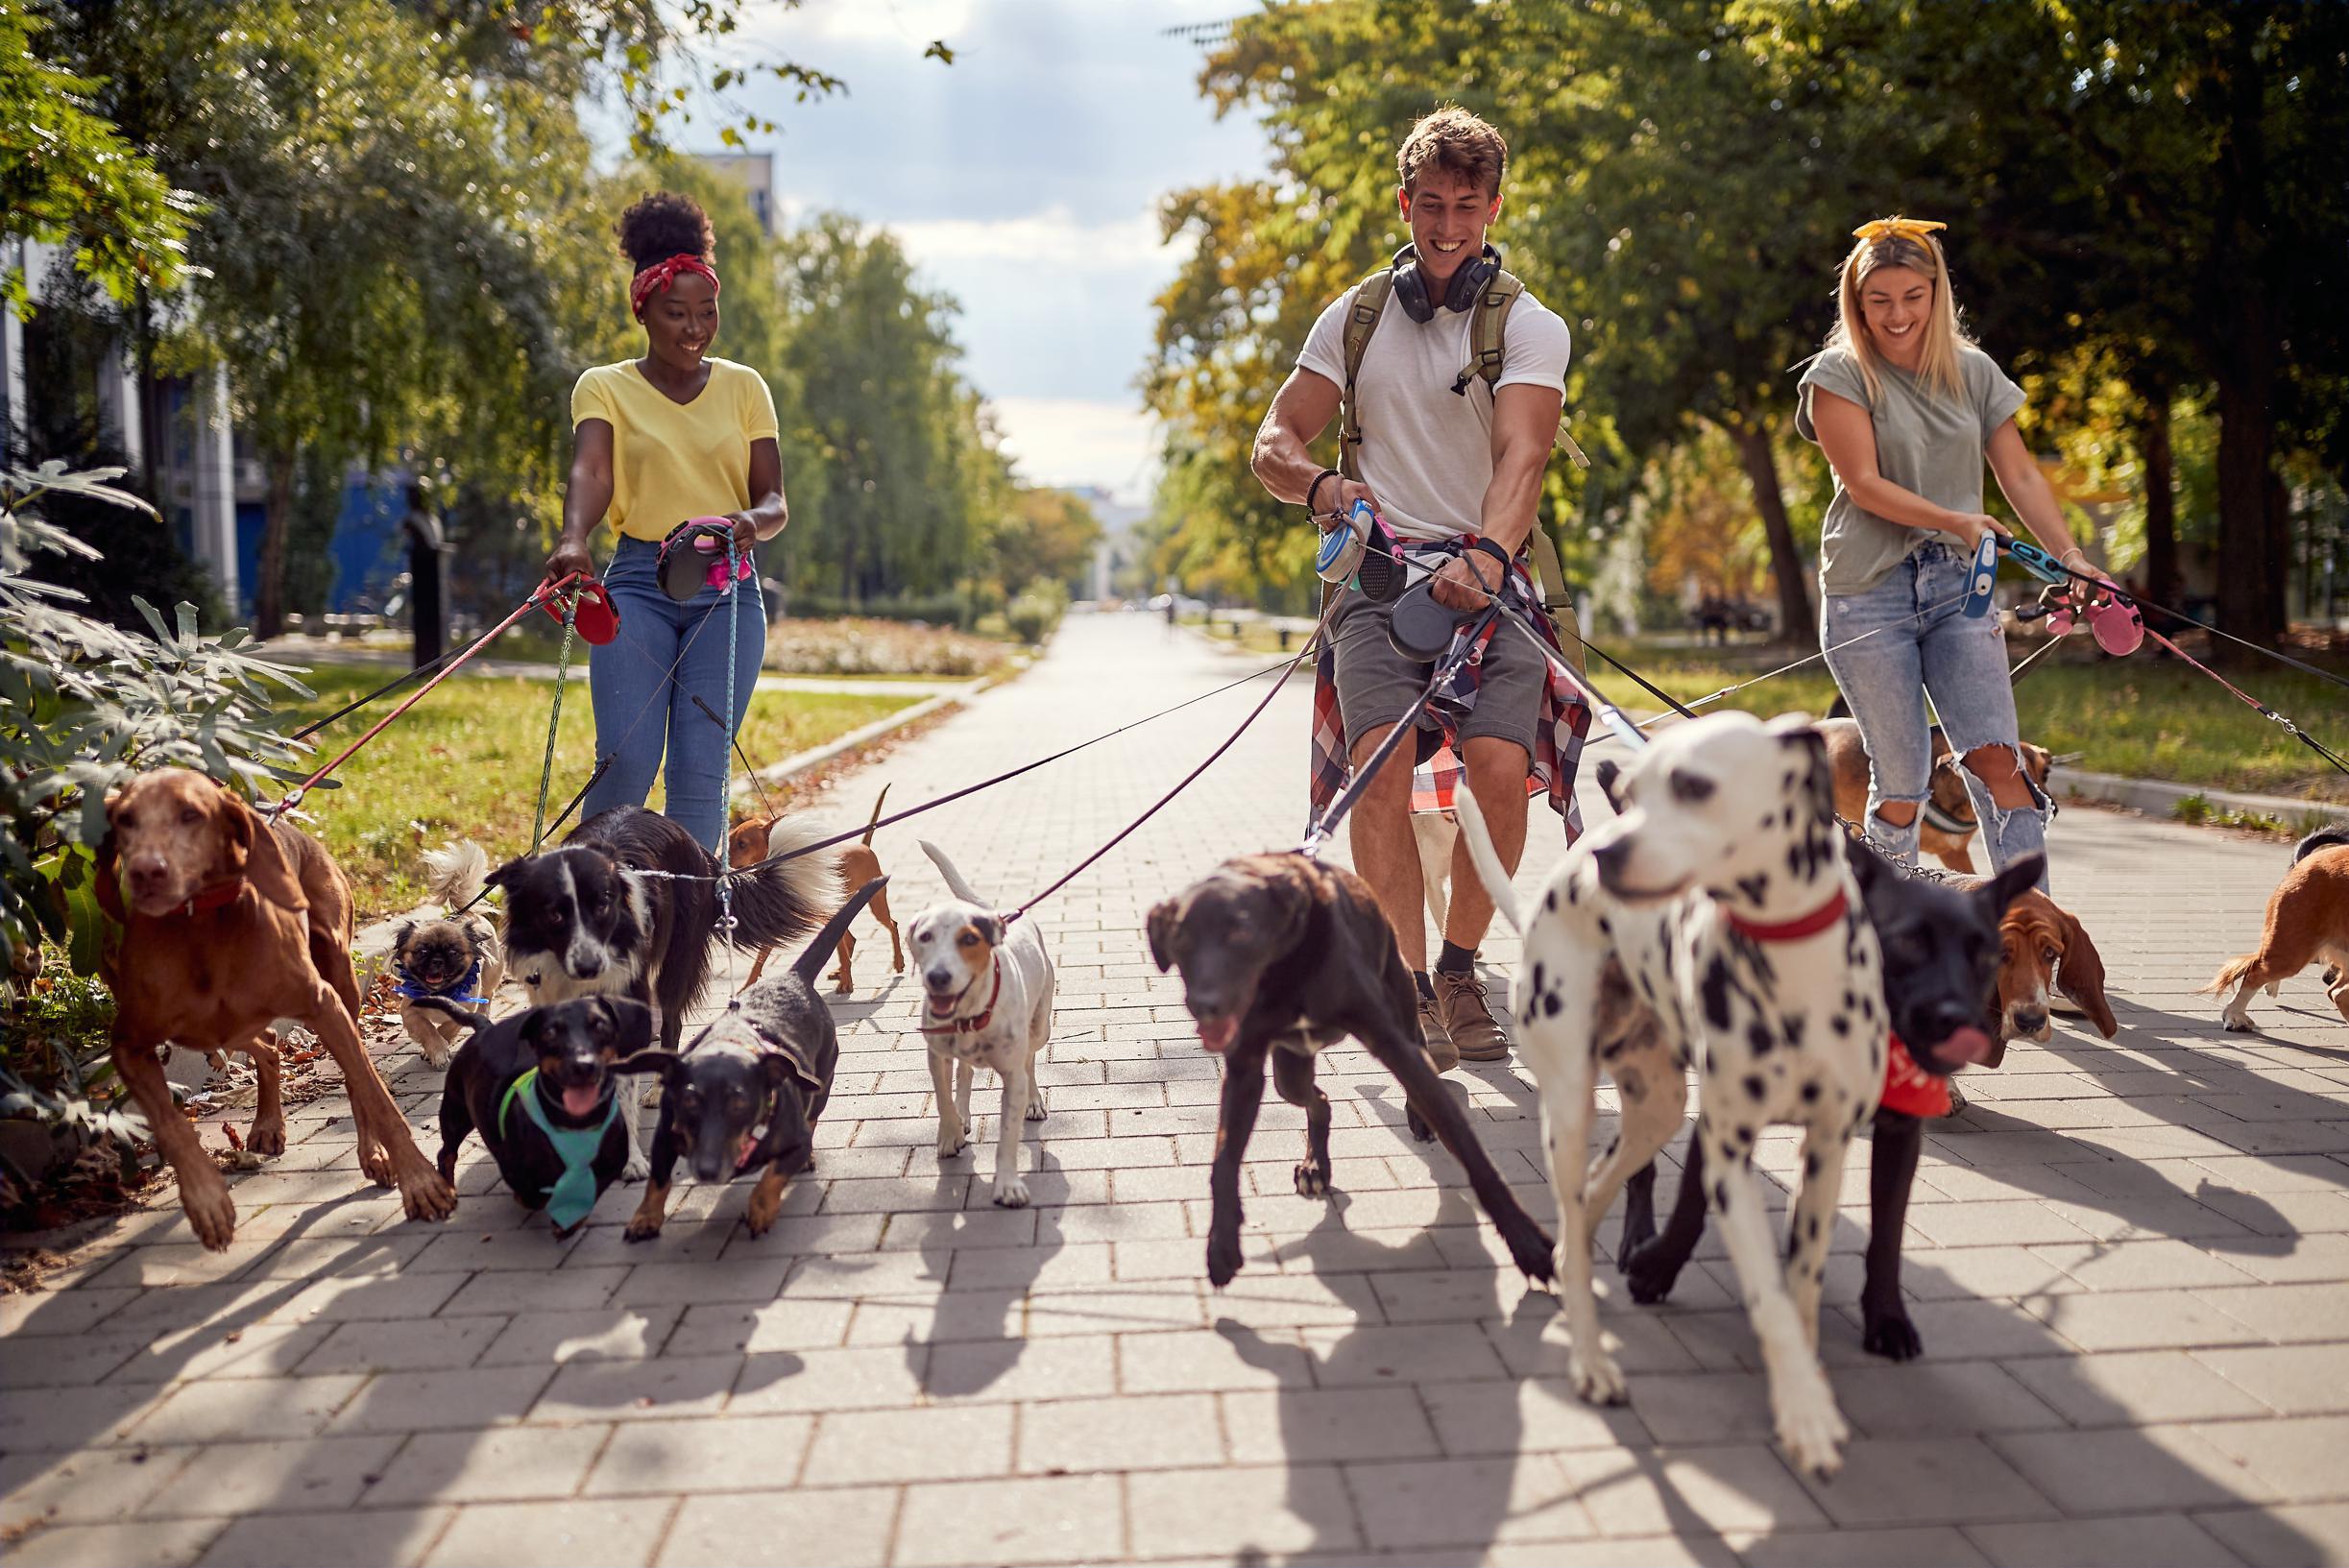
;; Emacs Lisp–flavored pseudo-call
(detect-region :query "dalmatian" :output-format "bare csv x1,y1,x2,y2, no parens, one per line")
906,840,1053,1207
1453,711,1885,1480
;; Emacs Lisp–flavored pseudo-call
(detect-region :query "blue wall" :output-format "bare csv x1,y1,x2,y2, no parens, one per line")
229,469,410,615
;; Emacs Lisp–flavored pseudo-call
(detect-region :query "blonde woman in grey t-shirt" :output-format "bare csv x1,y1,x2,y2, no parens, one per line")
1795,218,2090,888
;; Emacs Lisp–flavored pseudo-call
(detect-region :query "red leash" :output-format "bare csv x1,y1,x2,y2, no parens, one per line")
268,573,589,815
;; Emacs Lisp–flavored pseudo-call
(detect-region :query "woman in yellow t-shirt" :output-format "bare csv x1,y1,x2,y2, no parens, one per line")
543,192,787,853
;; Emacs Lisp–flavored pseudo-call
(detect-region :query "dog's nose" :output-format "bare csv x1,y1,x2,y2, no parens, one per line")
572,957,603,978
1592,840,1627,880
2011,1006,2048,1036
925,968,954,991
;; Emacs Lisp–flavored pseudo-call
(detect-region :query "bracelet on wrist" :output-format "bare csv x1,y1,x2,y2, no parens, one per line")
1468,537,1513,572
1304,469,1341,516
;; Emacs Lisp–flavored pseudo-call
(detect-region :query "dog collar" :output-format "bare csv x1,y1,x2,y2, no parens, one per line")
502,1067,620,1230
1920,798,1974,836
161,878,247,918
395,954,490,1006
1726,887,1849,944
920,968,1002,1036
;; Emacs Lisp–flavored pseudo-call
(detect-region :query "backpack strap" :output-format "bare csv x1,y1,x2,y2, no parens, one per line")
1451,268,1525,395
1338,270,1394,482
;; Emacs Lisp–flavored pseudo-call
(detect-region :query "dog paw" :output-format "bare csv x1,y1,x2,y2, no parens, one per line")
245,1119,287,1158
1862,1302,1925,1362
622,1217,664,1243
1024,1094,1048,1123
1206,1229,1246,1289
992,1174,1031,1209
1503,1218,1557,1284
181,1176,239,1252
622,1149,652,1183
1293,1162,1331,1198
422,1045,451,1070
1774,1380,1850,1480
2221,1012,2258,1034
1406,1104,1434,1144
1622,1242,1683,1306
399,1168,457,1223
357,1141,398,1189
937,1126,969,1160
1567,1342,1628,1406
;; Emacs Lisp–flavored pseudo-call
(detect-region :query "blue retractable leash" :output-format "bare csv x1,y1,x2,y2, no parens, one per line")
1966,534,2088,615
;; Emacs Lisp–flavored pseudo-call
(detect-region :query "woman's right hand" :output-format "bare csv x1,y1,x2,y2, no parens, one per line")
543,533,594,588
1949,513,2013,552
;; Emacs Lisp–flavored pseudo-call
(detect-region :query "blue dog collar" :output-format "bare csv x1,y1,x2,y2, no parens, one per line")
395,954,490,1006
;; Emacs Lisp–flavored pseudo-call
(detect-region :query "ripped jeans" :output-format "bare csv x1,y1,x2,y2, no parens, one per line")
1822,542,2050,890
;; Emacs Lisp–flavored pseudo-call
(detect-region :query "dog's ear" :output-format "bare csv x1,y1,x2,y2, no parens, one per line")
93,826,127,924
2056,908,2119,1039
225,793,308,912
1265,870,1314,953
2023,742,2054,786
614,1048,680,1078
1983,855,2045,919
1146,896,1181,973
392,919,418,953
973,912,1005,949
1593,760,1627,814
486,856,527,893
1771,721,1836,821
602,996,656,1056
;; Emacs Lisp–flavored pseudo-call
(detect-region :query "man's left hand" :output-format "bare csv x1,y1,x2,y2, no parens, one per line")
1432,549,1503,611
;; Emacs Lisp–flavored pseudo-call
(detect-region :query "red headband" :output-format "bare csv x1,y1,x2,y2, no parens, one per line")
630,253,720,321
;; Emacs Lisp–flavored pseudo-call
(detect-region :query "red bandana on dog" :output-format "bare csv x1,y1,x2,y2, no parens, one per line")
630,253,720,321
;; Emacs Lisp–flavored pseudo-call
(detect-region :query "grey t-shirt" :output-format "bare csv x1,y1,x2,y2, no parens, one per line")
1795,343,2026,595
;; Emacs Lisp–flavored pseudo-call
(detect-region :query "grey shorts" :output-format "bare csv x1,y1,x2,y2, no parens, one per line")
1329,589,1542,759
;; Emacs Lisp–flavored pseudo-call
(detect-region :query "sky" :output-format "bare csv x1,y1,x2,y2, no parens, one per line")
668,0,1275,506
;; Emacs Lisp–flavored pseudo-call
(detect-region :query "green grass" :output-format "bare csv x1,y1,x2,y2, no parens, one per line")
1584,643,2349,805
278,667,918,916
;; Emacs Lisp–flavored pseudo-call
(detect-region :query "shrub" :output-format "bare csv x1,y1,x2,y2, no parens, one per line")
1005,580,1069,645
763,615,1005,677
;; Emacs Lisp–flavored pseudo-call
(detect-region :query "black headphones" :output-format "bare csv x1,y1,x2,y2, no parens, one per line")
1390,242,1503,323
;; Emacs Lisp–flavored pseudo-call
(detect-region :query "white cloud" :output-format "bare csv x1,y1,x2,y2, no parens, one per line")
750,0,978,48
892,205,1187,275
988,396,1160,506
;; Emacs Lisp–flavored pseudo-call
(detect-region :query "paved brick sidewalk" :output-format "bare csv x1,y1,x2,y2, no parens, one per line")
7,614,2348,1566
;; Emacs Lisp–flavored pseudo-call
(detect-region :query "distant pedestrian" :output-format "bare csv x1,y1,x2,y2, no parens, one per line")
541,191,787,853
1798,217,2092,888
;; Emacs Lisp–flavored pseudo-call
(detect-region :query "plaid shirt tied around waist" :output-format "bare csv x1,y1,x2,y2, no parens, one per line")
1308,536,1589,842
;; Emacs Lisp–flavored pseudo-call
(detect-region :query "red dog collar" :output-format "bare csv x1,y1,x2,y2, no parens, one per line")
919,969,1001,1036
166,878,247,918
1726,887,1848,943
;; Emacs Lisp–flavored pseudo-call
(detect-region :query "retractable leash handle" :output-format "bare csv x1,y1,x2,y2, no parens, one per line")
1999,537,2071,586
1961,531,2001,618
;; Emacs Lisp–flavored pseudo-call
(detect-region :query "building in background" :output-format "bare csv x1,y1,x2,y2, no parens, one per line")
693,150,778,236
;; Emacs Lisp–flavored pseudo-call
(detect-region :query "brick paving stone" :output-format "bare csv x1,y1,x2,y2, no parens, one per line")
11,615,2349,1564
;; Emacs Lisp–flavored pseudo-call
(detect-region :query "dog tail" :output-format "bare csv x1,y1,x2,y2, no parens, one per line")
861,784,891,847
422,840,490,911
918,840,988,906
1451,789,1524,934
407,996,490,1033
2200,953,2262,996
729,816,846,952
2294,823,2349,862
792,877,888,987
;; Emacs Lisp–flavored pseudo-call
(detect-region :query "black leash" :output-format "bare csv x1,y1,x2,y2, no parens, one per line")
291,645,467,740
1297,604,1500,855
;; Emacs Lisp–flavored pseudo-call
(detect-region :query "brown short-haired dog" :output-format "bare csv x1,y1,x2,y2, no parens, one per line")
2206,842,2349,1033
1819,718,2053,875
1983,886,2117,1059
728,784,900,995
97,769,456,1248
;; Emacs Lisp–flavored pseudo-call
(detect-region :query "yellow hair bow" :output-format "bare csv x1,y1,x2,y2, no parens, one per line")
1853,216,1947,244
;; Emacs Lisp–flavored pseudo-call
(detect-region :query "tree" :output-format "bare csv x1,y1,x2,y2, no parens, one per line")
991,488,1103,599
0,1,192,317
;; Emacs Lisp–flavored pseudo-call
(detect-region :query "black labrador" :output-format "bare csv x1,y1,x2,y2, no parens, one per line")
1148,852,1555,1288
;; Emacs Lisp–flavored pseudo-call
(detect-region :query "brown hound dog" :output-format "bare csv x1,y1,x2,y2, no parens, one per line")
2206,839,2349,1032
728,784,902,995
98,769,456,1248
1820,717,2053,875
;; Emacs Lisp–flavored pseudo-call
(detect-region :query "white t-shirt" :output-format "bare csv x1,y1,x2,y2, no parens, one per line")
1296,278,1573,543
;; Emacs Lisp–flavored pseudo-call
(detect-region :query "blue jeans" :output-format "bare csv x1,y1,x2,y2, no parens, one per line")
1821,542,2049,888
581,535,766,854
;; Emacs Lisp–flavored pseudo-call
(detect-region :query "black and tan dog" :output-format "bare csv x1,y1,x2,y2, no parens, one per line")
417,994,655,1239
1147,853,1555,1289
622,878,885,1242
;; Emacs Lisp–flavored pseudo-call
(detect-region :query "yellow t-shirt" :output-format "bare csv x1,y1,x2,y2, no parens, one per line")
569,357,781,542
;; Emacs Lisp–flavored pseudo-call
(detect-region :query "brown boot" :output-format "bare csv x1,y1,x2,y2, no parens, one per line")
1435,969,1512,1062
1417,990,1459,1073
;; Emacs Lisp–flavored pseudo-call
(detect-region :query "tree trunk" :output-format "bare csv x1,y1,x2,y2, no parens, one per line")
2138,392,2178,614
1729,419,1817,645
255,450,295,640
2213,359,2284,653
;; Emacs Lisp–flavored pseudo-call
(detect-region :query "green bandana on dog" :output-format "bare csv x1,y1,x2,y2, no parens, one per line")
498,1067,619,1230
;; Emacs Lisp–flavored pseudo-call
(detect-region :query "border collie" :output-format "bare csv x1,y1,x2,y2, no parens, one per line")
490,806,840,1175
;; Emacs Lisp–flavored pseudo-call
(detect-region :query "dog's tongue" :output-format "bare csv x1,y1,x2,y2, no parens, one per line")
561,1084,603,1118
1940,1026,1995,1066
1198,1017,1238,1054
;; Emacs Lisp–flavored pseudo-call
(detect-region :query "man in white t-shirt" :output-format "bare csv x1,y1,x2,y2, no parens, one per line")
1251,107,1572,1070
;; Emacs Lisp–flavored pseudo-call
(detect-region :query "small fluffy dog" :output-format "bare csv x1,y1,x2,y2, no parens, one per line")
622,879,885,1242
2205,829,2349,1032
352,842,505,1068
728,784,903,995
1456,712,1896,1479
908,842,1053,1208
